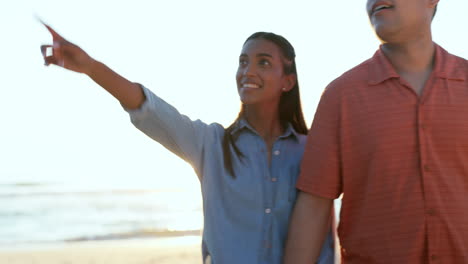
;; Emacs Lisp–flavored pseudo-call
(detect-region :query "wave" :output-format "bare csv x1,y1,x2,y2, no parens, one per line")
0,228,203,247
0,187,193,198
65,228,203,242
0,182,46,187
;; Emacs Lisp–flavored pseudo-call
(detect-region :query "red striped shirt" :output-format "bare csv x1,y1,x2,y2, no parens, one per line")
297,44,468,263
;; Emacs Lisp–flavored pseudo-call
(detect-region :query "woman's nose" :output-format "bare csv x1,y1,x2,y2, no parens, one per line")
242,64,256,76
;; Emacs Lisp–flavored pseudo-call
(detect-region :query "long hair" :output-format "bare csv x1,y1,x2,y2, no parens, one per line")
222,32,308,177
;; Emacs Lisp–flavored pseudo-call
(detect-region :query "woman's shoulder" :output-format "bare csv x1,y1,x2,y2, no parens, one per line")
285,123,308,147
297,133,308,146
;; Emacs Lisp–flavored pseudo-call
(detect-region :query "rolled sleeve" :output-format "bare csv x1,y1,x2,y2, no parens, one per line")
124,85,210,176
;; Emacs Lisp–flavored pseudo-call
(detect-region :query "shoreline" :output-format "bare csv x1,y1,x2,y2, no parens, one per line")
1,228,203,247
65,229,203,242
0,236,202,264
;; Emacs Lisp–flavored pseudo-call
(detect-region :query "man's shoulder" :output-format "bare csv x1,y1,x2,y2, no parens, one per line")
447,49,468,65
454,54,468,70
458,56,468,79
441,46,468,78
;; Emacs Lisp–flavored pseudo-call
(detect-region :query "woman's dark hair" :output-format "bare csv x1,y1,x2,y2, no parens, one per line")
222,32,308,177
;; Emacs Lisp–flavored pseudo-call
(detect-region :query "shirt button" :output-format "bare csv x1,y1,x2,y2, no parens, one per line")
271,177,277,182
427,208,436,216
430,254,438,261
420,124,427,130
273,150,280,156
265,208,271,214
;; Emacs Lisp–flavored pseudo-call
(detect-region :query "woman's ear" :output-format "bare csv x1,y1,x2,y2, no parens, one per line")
282,73,296,92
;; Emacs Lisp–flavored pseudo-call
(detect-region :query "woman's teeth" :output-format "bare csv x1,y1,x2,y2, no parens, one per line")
243,83,260,89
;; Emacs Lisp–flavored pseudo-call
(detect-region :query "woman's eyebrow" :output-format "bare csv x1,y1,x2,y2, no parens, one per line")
239,53,273,58
256,53,273,58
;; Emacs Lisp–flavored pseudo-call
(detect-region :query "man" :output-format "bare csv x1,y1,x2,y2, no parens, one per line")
284,0,468,263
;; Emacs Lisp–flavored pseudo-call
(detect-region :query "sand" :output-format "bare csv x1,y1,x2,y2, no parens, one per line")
0,236,202,264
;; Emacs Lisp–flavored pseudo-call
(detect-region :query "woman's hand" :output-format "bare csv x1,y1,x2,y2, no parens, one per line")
39,20,145,109
40,23,94,75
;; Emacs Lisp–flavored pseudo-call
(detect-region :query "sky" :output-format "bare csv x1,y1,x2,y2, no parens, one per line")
1,0,467,191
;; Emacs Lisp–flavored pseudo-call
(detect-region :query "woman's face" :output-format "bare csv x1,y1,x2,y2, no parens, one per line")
236,38,291,106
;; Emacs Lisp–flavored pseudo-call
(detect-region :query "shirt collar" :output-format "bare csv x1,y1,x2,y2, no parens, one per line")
230,118,299,141
368,43,466,85
432,43,466,81
367,45,399,85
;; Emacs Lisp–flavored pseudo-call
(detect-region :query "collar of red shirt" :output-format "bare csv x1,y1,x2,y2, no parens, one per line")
368,43,466,86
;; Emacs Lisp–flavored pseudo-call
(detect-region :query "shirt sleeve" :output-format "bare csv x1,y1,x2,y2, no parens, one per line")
296,83,343,199
124,85,213,177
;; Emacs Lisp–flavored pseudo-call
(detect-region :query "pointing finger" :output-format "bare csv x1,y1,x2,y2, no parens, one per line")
37,18,66,41
45,24,65,41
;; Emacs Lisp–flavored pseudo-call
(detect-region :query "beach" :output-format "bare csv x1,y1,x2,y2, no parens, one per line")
0,236,202,264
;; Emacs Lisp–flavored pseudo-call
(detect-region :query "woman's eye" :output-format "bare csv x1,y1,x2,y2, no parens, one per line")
239,59,248,66
259,59,271,66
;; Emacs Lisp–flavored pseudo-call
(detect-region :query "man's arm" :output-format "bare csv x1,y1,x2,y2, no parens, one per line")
284,191,333,264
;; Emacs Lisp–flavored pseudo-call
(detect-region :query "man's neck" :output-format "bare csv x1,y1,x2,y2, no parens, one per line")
381,37,436,96
381,37,435,74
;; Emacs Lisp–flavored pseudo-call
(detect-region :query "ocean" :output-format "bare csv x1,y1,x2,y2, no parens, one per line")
0,176,203,246
2,173,342,247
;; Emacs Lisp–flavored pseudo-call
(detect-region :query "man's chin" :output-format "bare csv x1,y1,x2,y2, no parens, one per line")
373,26,400,44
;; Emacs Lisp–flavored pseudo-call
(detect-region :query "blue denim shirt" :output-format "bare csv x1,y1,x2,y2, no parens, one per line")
126,86,334,264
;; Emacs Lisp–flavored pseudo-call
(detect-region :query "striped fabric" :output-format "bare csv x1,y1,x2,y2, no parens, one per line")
297,44,468,263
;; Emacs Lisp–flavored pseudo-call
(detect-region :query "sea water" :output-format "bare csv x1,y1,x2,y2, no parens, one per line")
0,175,203,246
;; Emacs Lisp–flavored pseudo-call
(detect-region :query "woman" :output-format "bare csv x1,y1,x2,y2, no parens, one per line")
41,24,334,263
